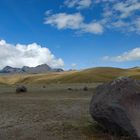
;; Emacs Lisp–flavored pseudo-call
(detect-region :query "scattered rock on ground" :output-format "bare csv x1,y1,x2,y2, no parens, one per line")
83,86,88,91
68,88,72,91
90,77,140,139
16,85,27,93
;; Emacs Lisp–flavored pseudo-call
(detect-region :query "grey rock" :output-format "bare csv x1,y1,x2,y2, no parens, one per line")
16,85,27,93
90,77,140,139
83,86,88,91
68,88,72,91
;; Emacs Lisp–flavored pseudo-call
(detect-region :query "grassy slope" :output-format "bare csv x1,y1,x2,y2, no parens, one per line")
0,67,140,85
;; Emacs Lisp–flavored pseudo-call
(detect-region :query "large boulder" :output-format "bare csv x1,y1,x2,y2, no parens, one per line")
90,77,140,139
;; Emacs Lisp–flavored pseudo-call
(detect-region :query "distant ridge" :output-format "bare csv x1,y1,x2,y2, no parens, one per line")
0,67,140,85
0,64,63,74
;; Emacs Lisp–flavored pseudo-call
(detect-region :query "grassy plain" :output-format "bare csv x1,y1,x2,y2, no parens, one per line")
0,67,138,139
0,67,140,85
0,83,130,140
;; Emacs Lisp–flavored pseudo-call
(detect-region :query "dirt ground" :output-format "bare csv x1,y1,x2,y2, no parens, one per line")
0,83,128,140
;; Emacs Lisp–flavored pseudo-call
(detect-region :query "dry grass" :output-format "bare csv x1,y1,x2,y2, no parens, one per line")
0,83,131,140
0,67,140,85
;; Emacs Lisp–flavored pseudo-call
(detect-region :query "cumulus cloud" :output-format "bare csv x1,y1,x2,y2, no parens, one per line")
0,40,64,69
64,0,92,9
103,48,140,62
44,12,103,34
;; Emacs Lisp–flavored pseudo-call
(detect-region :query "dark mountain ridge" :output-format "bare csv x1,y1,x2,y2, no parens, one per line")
0,64,63,74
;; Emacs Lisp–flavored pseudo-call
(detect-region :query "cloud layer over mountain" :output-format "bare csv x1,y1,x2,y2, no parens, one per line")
0,40,64,69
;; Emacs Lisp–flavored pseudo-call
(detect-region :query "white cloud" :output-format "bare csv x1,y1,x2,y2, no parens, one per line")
0,40,64,69
45,10,53,16
44,12,104,34
95,0,115,3
82,22,103,34
44,13,83,29
44,0,140,35
71,63,77,67
103,48,140,62
114,0,140,19
132,17,140,33
101,0,140,33
64,0,92,9
111,20,129,28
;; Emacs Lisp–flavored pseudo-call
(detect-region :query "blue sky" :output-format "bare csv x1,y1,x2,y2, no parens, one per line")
0,0,140,70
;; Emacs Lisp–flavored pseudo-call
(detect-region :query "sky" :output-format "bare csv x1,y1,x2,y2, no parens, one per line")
0,0,140,70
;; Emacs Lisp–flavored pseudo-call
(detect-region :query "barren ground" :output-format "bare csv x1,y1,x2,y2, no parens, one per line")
0,83,129,140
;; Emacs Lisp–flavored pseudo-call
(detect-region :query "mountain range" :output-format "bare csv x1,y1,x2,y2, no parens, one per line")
0,64,63,74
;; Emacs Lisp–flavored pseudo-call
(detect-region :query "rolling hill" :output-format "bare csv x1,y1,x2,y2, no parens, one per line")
0,67,140,85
